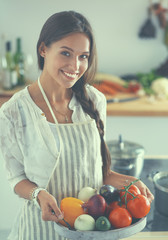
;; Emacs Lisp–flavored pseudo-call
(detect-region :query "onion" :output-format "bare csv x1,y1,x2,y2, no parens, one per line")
74,214,95,231
78,186,97,202
82,194,106,219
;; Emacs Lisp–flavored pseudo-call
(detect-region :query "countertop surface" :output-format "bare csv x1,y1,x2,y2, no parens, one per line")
1,87,168,116
124,231,168,239
106,93,168,116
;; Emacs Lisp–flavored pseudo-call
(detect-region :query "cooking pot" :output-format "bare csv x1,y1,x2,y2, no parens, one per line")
148,171,168,217
107,135,145,177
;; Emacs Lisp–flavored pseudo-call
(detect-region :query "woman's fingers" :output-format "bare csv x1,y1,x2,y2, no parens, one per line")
145,188,154,203
137,181,154,203
41,205,58,221
38,190,64,222
41,203,63,222
49,202,64,220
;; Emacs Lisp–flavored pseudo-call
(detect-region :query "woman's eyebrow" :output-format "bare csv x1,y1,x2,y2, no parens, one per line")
60,46,90,54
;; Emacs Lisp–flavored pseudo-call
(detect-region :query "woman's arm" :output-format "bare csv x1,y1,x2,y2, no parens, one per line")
14,179,37,200
104,170,154,203
14,179,63,222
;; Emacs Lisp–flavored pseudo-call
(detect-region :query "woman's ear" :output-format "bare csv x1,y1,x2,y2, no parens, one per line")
39,42,46,58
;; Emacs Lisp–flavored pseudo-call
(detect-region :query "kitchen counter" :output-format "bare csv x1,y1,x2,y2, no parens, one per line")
1,87,168,116
0,84,27,107
0,95,11,106
124,231,168,239
106,93,168,116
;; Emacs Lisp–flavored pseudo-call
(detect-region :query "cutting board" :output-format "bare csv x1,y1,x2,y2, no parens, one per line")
106,93,168,116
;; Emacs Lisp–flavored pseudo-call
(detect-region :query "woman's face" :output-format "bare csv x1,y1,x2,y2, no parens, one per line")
41,33,90,88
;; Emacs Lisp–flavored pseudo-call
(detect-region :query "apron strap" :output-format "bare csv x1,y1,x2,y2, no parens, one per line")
38,77,58,124
37,77,63,153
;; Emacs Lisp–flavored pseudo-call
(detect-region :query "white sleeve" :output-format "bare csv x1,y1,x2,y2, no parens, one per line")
85,84,107,139
0,107,27,191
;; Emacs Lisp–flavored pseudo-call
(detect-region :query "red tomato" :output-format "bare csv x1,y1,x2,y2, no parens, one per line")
127,194,150,218
120,185,141,203
109,201,121,210
105,201,126,216
110,201,126,209
105,201,118,216
128,81,141,93
108,207,132,228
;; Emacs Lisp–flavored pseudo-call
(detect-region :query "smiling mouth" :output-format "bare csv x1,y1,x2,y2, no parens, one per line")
62,70,79,79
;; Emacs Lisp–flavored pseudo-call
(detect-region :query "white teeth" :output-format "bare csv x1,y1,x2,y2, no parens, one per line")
63,71,77,78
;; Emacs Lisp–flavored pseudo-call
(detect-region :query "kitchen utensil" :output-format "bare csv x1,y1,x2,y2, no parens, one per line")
148,171,168,217
54,217,146,240
139,2,156,38
107,135,145,177
107,96,139,103
51,210,73,230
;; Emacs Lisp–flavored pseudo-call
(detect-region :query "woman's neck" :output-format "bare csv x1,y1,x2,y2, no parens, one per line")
39,75,72,104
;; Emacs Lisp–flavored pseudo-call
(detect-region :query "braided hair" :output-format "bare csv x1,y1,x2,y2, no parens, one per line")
36,11,111,178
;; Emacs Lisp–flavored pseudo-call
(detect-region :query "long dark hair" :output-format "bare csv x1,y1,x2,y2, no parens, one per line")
37,11,111,178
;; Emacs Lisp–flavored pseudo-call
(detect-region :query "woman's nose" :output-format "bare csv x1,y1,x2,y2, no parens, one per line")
70,56,80,71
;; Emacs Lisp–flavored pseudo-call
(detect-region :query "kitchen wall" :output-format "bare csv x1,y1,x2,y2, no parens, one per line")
106,116,168,156
0,0,167,81
0,0,168,235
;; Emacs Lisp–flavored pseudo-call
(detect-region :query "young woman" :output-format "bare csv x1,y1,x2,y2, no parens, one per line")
0,11,154,240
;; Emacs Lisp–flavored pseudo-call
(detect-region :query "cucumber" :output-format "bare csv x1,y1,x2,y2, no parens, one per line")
95,216,111,231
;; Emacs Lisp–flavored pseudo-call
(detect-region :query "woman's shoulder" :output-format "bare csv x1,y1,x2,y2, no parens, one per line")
0,87,28,116
85,84,106,107
86,84,106,102
85,84,107,124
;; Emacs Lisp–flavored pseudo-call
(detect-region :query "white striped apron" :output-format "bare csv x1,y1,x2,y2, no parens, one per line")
16,79,103,240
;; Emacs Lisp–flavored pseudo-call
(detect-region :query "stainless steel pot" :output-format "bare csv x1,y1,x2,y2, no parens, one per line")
107,135,145,177
149,171,168,217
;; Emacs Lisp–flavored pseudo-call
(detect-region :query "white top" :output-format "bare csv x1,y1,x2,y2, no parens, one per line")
0,84,106,191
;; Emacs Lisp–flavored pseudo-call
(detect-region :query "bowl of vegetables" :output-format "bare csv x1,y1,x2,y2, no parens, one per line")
54,181,150,240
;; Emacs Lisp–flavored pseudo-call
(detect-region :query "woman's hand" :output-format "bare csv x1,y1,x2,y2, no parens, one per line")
104,170,154,204
133,179,154,204
37,190,64,222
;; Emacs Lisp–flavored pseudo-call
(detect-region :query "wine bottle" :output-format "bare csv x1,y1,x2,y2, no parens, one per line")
3,41,17,90
0,34,5,87
14,38,25,85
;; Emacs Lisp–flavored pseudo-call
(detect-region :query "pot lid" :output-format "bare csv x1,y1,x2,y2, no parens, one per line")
107,135,145,159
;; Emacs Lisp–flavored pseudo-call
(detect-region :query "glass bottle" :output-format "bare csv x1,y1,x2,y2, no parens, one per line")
0,34,6,88
3,41,17,90
14,38,25,85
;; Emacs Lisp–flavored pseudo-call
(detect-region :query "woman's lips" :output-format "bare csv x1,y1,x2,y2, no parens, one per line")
62,70,79,79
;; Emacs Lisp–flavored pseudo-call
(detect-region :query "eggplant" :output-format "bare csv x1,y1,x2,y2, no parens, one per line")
99,185,120,203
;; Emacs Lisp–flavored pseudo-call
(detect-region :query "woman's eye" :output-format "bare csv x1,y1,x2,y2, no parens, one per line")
61,51,70,57
80,55,89,59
